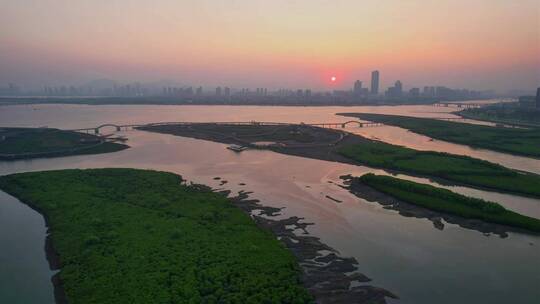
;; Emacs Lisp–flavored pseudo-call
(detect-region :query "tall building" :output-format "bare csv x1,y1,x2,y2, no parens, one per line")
371,70,379,95
385,81,403,98
536,87,540,108
215,86,222,96
353,80,363,96
395,80,403,96
423,86,436,97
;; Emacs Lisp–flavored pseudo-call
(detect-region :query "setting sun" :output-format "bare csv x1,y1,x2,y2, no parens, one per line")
0,2,539,304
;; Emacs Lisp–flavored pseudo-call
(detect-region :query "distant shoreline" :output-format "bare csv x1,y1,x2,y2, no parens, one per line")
0,96,492,107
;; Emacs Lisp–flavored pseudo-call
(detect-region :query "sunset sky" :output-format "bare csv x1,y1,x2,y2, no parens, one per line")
1,0,539,92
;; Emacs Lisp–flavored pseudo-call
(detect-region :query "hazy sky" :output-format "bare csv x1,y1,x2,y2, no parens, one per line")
1,0,539,92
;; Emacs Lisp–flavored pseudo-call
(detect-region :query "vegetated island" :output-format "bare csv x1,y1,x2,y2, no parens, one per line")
342,173,540,237
139,123,540,199
459,103,540,128
337,113,540,158
0,168,395,304
0,127,128,160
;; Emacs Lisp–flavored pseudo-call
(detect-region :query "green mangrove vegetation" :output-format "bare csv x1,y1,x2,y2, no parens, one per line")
358,173,540,233
0,127,128,160
0,168,312,304
460,105,540,128
340,113,540,157
338,141,540,198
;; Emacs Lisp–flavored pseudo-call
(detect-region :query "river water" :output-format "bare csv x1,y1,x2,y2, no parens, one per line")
1,103,539,304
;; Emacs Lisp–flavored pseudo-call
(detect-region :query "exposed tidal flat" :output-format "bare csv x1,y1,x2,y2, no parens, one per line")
1,103,540,304
0,169,312,303
142,123,540,199
0,168,397,304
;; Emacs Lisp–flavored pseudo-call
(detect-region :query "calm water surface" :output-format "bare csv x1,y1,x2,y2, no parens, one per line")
1,103,539,304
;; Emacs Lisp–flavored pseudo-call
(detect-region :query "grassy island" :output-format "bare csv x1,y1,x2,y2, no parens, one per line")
339,113,540,158
338,141,540,198
140,122,540,199
0,169,312,304
357,174,540,233
460,105,540,128
0,127,128,160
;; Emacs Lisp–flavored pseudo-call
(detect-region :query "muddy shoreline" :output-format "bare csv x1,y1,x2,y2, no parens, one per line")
138,123,369,166
222,189,397,303
0,191,69,304
339,175,534,238
2,177,396,304
139,123,540,198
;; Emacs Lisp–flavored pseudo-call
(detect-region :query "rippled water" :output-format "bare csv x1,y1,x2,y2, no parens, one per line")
1,103,539,304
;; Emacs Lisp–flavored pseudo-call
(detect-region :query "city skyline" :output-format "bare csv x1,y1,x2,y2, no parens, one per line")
1,1,539,92
0,68,513,94
0,71,495,100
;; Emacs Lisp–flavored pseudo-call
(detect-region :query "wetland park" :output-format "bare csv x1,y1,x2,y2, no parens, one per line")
1,103,539,304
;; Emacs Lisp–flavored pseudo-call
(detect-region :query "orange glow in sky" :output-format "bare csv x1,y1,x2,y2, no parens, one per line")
0,0,538,91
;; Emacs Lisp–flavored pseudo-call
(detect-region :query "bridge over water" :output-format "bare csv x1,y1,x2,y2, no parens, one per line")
433,102,485,109
70,117,466,135
70,120,384,134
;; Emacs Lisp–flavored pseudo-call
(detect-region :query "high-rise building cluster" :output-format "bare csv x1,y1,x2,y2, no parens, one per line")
349,70,487,101
1,73,496,104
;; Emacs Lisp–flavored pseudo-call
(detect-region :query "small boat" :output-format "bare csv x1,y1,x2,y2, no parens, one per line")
227,144,248,152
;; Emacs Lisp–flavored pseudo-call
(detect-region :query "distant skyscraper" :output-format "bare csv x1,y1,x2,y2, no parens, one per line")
353,80,363,96
371,70,379,95
536,87,540,108
395,80,403,96
215,86,222,96
409,88,420,97
385,80,403,98
224,87,230,96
